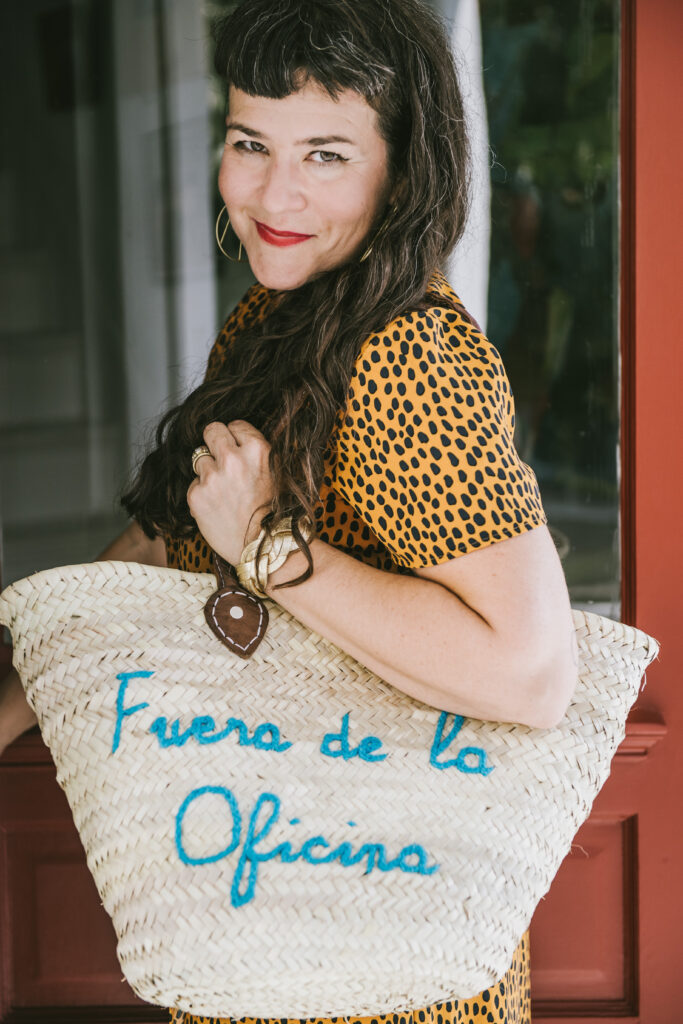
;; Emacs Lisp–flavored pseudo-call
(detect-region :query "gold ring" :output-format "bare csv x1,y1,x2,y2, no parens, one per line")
191,444,213,475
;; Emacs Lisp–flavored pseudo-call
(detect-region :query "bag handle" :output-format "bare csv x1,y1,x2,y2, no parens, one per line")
203,552,269,659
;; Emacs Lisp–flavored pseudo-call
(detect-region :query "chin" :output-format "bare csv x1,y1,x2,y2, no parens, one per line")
251,260,314,292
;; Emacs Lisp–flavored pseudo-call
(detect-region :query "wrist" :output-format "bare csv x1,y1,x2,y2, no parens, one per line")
236,516,315,598
263,543,310,597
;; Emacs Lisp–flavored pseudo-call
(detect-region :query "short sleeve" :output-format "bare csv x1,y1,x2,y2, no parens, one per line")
330,306,548,569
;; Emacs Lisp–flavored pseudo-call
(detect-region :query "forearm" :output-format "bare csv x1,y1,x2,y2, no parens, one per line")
97,521,167,566
264,538,535,724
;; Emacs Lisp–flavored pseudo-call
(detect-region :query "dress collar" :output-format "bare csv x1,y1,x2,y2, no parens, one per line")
426,267,462,305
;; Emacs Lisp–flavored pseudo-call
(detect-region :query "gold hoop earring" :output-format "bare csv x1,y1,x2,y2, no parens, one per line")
215,205,246,262
359,202,399,263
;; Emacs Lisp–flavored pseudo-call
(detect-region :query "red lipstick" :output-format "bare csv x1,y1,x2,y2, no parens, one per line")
254,220,313,246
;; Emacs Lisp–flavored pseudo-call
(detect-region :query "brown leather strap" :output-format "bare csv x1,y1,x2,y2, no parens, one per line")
203,553,268,659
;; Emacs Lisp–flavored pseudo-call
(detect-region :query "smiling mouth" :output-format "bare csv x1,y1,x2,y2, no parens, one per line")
254,220,314,239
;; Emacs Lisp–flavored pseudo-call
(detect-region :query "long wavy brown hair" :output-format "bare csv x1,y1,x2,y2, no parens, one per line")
121,0,471,590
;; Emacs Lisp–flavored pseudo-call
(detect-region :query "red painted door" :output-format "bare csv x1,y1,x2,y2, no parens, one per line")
1,1,681,1022
528,1,683,1020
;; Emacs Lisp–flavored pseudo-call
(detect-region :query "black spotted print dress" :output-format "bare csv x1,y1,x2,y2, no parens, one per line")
166,268,544,1024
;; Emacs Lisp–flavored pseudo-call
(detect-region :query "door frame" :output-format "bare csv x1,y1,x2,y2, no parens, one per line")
627,0,683,1019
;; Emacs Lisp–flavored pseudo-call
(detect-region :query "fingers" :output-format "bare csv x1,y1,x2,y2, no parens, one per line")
205,419,269,445
191,424,232,481
222,419,262,439
203,420,270,456
193,422,270,486
200,421,232,453
190,445,213,478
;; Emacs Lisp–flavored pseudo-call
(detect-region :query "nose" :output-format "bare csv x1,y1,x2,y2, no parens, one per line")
258,155,307,215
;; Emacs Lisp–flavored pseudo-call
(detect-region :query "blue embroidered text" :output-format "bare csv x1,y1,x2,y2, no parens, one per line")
175,785,440,907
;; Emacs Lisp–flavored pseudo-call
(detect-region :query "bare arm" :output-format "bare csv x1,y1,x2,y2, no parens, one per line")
0,523,167,755
96,521,168,566
263,524,578,729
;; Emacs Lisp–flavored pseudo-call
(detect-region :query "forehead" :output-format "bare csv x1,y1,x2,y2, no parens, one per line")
227,80,382,143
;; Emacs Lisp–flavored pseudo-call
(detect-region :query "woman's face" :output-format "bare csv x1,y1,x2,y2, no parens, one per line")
218,78,396,291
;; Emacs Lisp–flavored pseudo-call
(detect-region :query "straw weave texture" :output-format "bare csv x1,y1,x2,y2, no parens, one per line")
0,561,659,1019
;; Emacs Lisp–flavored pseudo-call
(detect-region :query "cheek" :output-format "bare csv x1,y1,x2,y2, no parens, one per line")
329,175,388,233
218,154,252,206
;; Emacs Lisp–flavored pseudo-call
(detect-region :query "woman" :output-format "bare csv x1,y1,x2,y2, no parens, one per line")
0,0,579,1021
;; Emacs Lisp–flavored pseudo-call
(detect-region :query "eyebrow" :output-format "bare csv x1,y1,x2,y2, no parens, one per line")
225,121,357,147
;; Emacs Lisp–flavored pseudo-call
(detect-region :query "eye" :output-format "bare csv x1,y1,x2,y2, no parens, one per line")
230,140,347,165
310,150,348,165
232,139,266,155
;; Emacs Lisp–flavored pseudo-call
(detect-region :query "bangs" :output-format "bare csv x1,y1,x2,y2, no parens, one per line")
212,0,396,104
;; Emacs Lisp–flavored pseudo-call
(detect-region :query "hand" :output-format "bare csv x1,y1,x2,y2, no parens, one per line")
186,421,275,566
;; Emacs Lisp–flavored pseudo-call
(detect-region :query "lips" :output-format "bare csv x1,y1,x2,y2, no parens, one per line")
257,221,312,238
254,220,313,246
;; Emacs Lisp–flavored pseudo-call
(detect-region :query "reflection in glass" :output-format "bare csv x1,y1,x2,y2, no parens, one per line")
481,0,621,616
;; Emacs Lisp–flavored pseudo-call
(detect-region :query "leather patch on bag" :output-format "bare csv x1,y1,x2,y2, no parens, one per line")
203,553,268,658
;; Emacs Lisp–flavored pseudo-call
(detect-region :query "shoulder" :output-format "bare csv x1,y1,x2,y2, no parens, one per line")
359,268,495,370
350,273,513,426
331,271,546,567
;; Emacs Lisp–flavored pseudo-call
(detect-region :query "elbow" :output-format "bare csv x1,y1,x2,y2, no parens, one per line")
529,680,578,729
520,648,580,730
504,613,580,729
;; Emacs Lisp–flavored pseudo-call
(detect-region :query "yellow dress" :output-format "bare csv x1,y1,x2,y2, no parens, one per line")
166,267,544,1024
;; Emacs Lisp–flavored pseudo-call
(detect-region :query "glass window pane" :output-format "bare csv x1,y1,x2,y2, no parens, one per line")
479,0,621,617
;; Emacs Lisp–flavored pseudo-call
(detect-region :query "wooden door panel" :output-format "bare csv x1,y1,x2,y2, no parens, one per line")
7,823,122,1006
0,754,149,1016
529,722,667,1019
530,810,638,1014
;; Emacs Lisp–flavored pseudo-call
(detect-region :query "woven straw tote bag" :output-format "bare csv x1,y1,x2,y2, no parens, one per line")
0,555,659,1020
